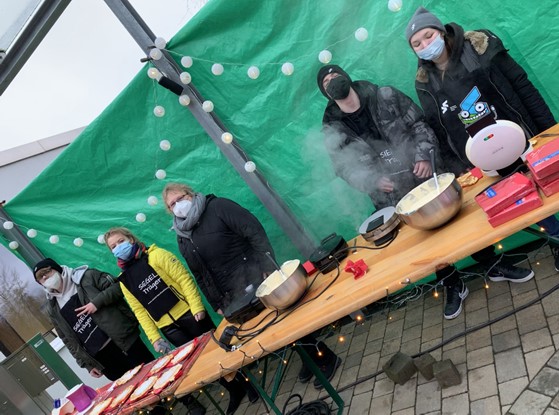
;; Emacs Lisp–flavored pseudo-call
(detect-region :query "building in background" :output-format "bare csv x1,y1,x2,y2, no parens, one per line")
0,127,81,354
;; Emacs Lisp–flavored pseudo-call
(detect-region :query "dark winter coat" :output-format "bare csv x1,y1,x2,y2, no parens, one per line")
415,23,557,176
47,269,140,372
322,81,438,209
177,195,276,311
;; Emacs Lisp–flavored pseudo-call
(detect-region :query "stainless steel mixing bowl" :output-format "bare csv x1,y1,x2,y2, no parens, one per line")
256,259,307,310
395,173,463,230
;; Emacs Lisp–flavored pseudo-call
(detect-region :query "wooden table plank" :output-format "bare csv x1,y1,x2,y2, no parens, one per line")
175,124,559,397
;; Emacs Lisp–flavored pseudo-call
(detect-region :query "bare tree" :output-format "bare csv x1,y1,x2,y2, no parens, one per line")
0,263,52,341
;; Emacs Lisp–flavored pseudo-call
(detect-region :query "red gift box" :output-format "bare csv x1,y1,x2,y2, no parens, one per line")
487,191,543,227
533,169,559,187
526,138,559,180
538,177,559,197
475,172,535,217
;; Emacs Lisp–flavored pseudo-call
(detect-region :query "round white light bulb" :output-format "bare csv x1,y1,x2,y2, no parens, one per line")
179,94,191,106
2,221,14,230
9,241,19,250
136,213,147,223
221,132,233,144
153,105,165,117
155,169,167,180
202,101,214,112
355,28,369,41
180,72,192,84
147,196,158,206
159,140,171,151
73,238,84,247
211,63,224,76
281,62,294,76
388,0,403,12
97,234,105,244
27,229,38,238
149,48,163,61
247,66,260,79
318,50,332,64
154,37,167,49
244,161,256,172
181,56,193,68
147,67,161,80
49,235,60,244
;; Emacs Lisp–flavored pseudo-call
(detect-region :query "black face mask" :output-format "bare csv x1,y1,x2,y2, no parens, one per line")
326,75,351,100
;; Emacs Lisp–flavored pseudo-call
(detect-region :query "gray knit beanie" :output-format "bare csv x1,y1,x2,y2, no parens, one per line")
405,7,446,42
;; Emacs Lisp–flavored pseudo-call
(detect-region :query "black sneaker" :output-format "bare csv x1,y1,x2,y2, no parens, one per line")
313,356,342,390
487,263,534,283
551,245,559,272
298,364,313,383
444,281,469,320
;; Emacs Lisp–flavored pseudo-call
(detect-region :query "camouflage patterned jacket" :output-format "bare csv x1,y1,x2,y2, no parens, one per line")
322,80,438,209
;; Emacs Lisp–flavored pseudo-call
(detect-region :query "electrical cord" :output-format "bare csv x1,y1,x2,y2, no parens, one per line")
220,234,398,345
326,276,559,397
282,394,331,415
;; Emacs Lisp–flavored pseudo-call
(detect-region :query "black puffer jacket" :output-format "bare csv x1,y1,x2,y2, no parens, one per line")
415,23,557,175
322,81,438,209
47,268,140,372
177,195,276,311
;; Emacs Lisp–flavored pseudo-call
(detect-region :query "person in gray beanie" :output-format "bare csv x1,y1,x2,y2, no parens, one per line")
317,64,439,209
405,7,446,43
404,7,558,321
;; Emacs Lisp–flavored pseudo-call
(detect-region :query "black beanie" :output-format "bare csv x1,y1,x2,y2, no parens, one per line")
33,258,63,279
316,65,352,98
405,7,446,42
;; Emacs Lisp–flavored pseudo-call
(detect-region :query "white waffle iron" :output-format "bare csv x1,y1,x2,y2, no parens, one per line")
465,119,532,176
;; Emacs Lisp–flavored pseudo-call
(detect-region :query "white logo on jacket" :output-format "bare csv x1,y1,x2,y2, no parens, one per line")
441,100,449,114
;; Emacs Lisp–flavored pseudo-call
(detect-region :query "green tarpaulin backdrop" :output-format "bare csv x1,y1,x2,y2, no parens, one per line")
3,1,558,292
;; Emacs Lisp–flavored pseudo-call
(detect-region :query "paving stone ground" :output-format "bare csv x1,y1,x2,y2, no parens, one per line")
173,243,559,415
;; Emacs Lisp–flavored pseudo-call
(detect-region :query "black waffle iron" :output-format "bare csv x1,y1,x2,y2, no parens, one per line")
308,233,349,274
222,290,265,324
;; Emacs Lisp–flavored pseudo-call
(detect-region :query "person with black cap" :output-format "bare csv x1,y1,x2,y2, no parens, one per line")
33,258,154,381
405,7,559,320
317,64,438,210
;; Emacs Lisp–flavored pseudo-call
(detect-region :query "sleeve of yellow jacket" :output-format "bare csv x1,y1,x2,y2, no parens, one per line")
148,246,206,318
119,281,161,344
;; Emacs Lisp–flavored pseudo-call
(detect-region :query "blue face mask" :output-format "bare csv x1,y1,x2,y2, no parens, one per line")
416,33,445,61
112,241,134,260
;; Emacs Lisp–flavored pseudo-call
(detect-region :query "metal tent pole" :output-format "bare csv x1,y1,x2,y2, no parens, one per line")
103,0,317,257
0,0,72,96
0,206,44,267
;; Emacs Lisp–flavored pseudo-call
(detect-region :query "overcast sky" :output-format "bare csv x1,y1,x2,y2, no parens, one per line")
0,0,207,152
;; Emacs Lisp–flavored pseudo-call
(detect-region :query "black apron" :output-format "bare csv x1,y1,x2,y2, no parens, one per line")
60,294,110,355
120,256,180,321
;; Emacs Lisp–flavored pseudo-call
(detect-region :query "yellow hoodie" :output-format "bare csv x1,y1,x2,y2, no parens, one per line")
119,244,205,344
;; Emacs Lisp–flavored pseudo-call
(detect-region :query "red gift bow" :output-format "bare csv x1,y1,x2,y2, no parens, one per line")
344,259,368,279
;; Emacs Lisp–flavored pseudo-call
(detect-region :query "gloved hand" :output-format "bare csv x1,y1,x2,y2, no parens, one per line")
153,338,172,354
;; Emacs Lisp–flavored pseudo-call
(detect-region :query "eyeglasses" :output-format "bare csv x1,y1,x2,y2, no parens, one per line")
168,194,187,211
36,267,54,281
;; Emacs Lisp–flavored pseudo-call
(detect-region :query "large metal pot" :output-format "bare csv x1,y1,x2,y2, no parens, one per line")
256,259,307,310
395,173,463,230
